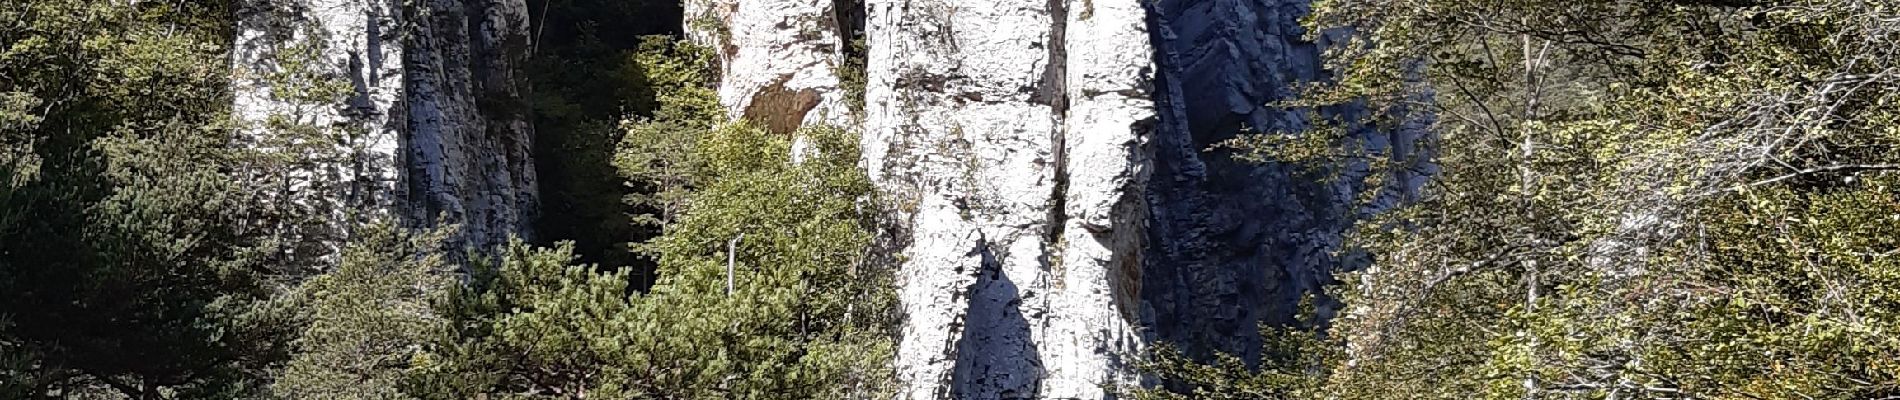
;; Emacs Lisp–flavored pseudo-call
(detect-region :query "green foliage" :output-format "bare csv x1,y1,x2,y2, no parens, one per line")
1131,298,1339,400
614,38,723,271
0,92,41,189
397,122,893,399
5,1,894,399
629,122,894,398
529,0,693,271
418,242,639,399
274,36,893,398
0,0,304,397
1651,178,1900,397
532,32,719,273
1152,0,1900,399
276,223,454,400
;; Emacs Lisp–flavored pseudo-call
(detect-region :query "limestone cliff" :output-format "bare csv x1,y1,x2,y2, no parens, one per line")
706,0,1426,398
856,0,1124,396
232,0,539,254
232,0,1422,396
857,0,1157,397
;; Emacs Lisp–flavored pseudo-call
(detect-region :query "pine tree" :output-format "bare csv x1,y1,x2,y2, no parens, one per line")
404,122,895,399
274,223,454,399
0,1,306,397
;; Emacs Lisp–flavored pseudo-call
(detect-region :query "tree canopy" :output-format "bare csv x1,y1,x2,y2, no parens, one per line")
1143,0,1900,398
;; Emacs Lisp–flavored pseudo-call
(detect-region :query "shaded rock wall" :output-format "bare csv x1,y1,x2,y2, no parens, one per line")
1141,0,1428,362
400,0,540,251
232,0,539,254
1140,0,1350,362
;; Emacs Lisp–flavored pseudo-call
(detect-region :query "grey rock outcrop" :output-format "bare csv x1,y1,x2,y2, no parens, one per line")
237,0,1429,396
400,0,540,252
232,0,538,255
697,0,1157,396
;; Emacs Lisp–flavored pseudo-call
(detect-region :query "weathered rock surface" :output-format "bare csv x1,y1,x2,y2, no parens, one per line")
688,0,1126,397
857,0,1155,397
228,0,1430,395
232,0,539,254
860,0,1065,396
1044,0,1156,396
401,0,540,251
242,0,1421,395
232,0,407,263
703,0,1425,397
685,0,857,134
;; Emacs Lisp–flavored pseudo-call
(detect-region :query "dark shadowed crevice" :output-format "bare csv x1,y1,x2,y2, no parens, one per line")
524,0,682,284
1137,0,1363,372
833,0,868,114
1042,0,1071,272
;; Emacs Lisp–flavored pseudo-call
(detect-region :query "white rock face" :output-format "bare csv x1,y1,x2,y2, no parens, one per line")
682,0,730,49
701,0,856,133
859,0,1155,397
232,0,538,255
1044,0,1155,396
861,2,1062,398
232,0,407,263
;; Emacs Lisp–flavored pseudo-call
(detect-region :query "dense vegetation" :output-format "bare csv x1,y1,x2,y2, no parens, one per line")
275,117,894,399
526,0,684,276
1141,0,1900,398
1,1,892,398
4,0,1897,399
1,1,293,397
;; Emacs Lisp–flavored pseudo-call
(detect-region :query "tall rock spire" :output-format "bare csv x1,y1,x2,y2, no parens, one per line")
1044,0,1156,395
859,0,1156,397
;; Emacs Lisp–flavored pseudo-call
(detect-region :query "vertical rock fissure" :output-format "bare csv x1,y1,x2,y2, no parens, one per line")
1043,0,1071,281
1042,0,1158,395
